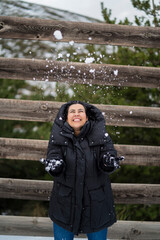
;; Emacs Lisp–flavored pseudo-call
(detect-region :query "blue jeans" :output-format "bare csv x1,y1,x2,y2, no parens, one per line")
53,222,108,240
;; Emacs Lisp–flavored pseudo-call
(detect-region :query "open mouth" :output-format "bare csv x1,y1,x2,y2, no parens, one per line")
73,118,81,122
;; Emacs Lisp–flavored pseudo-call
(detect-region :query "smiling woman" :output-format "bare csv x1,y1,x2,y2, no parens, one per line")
40,100,124,240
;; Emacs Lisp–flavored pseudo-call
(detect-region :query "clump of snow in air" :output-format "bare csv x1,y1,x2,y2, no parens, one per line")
53,30,63,40
105,133,109,137
69,40,74,46
114,70,118,76
59,117,63,120
57,53,63,58
130,111,133,114
88,37,92,40
70,66,75,69
85,57,95,64
89,69,95,73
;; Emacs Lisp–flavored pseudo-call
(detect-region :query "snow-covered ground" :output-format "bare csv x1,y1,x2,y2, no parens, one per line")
0,236,86,240
0,237,52,240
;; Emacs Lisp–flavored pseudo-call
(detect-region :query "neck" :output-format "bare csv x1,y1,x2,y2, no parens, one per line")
74,129,80,136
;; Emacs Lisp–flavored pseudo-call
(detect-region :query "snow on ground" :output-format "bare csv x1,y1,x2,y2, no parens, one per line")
0,236,87,240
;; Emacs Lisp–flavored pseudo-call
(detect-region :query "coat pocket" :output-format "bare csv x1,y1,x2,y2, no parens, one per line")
50,183,72,224
89,187,109,229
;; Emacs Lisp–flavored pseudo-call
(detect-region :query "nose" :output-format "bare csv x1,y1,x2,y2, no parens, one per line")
75,112,79,116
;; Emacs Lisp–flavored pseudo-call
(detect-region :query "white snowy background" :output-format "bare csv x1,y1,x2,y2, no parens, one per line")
22,0,144,21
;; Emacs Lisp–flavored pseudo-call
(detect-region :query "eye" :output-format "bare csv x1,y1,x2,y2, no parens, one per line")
79,109,84,113
69,109,75,113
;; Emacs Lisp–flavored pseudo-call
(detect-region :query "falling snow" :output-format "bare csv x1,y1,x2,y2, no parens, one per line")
70,66,75,69
53,30,63,40
85,57,95,64
69,40,74,45
57,53,63,58
89,69,95,73
114,69,118,76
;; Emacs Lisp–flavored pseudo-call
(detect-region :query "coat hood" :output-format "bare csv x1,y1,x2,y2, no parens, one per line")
55,101,105,126
54,101,107,146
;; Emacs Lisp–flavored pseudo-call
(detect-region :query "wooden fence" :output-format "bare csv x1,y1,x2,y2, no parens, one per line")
0,16,160,239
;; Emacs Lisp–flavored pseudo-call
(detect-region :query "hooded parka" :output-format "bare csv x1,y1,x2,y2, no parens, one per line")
47,101,117,235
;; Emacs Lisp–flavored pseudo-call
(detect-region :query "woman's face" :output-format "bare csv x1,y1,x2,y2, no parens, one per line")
67,104,88,132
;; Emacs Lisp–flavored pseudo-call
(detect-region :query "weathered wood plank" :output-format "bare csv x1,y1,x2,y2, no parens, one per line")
0,215,160,240
0,57,160,88
0,137,160,166
0,99,160,128
0,216,53,237
108,220,160,240
0,178,160,204
0,16,160,48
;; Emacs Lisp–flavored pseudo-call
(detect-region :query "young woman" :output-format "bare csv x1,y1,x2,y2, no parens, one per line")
40,101,124,240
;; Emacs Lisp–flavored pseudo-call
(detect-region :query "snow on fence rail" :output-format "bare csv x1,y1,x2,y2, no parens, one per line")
0,57,160,88
0,99,160,128
0,137,160,166
0,15,160,239
0,16,160,48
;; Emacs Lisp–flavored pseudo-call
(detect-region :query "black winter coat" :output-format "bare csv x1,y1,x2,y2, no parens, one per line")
47,101,117,235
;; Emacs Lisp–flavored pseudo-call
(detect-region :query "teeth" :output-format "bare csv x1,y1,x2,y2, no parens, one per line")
73,119,80,122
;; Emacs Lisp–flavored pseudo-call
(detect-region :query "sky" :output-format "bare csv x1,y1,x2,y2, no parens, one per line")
23,0,144,22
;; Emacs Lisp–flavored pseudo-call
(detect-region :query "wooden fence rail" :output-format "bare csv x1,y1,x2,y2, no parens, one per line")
0,16,160,48
0,178,160,204
0,99,160,128
0,57,160,88
0,137,160,166
0,215,160,239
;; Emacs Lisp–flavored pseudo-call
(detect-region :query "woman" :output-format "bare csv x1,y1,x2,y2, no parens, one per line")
40,100,124,240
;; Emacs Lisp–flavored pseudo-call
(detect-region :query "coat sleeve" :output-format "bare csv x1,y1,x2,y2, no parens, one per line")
101,133,117,157
99,133,117,174
47,137,63,161
47,122,64,160
46,124,65,177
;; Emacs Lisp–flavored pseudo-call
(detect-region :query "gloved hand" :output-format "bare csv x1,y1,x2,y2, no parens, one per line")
40,158,65,176
101,152,124,173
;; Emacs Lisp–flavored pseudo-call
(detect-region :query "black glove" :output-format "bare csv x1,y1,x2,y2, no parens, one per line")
40,158,65,176
101,152,124,173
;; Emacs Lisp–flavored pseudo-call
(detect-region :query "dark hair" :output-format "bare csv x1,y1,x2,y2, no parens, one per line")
64,101,87,120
